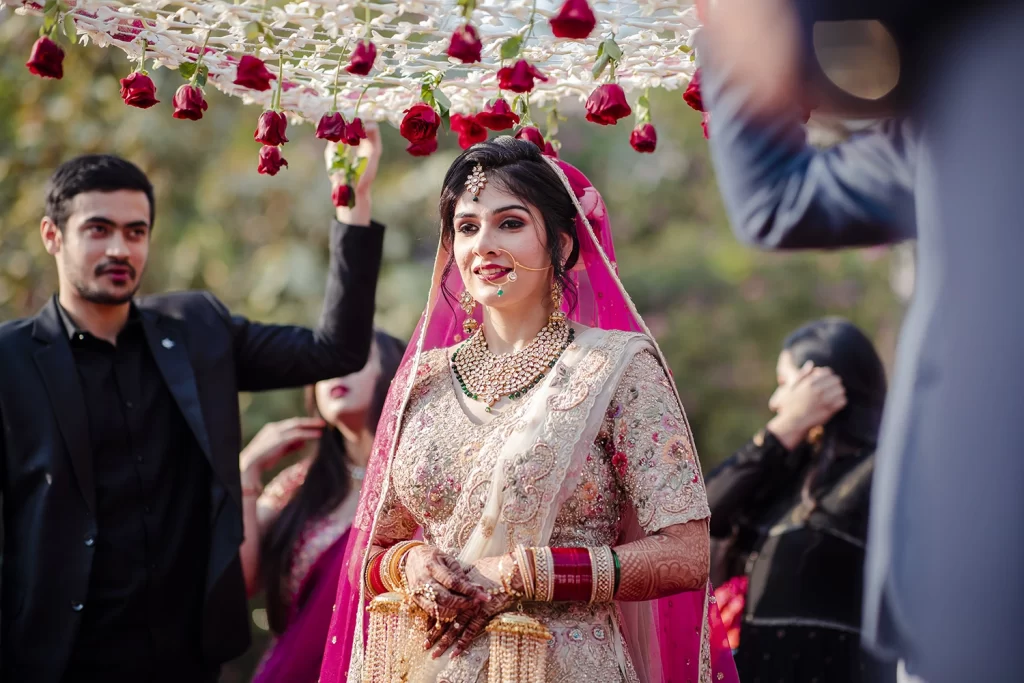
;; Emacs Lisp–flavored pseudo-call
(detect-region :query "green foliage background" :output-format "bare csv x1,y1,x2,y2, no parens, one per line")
0,10,906,679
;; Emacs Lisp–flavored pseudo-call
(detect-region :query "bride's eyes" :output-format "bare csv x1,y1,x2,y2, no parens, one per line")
455,218,525,234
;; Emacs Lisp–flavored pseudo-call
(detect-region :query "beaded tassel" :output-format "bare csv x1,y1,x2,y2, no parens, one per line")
486,613,551,683
363,593,426,682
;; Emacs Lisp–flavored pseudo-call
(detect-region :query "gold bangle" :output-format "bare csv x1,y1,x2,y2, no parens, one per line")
589,546,615,604
514,545,535,601
382,541,424,593
531,546,554,602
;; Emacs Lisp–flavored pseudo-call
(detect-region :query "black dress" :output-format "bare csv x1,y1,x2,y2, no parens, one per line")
706,432,896,683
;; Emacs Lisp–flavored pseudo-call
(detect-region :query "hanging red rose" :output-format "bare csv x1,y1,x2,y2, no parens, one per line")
343,118,368,146
514,126,545,150
400,103,441,144
543,141,560,158
451,114,488,150
331,184,354,208
233,55,276,91
171,84,208,120
683,69,704,112
549,0,597,40
257,145,288,175
346,40,377,76
447,23,482,64
119,72,160,109
26,36,65,79
475,98,520,131
254,110,289,146
316,112,347,143
585,84,632,125
629,123,657,153
406,139,439,157
497,60,548,94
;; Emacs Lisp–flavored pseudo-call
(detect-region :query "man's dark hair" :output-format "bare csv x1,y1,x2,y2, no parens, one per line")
45,154,155,230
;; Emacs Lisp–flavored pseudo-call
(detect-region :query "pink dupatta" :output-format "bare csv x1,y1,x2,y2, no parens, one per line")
318,151,738,683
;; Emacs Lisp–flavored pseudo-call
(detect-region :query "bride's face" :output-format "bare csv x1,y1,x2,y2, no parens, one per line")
452,183,555,314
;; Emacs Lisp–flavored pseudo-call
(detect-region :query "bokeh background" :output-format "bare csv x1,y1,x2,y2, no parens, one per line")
0,8,910,679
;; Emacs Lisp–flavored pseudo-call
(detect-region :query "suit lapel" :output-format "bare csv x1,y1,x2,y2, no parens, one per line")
139,311,215,464
32,298,96,514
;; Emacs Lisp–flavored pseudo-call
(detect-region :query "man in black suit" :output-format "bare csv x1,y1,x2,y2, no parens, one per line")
699,1,1024,682
0,133,384,683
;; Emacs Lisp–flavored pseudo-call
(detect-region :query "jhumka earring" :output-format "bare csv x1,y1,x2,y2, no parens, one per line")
549,279,566,325
460,288,479,336
466,163,487,202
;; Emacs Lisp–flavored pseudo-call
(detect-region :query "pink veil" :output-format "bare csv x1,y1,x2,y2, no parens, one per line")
318,151,738,683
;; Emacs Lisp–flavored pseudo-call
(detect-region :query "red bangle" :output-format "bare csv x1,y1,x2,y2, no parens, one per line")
368,551,388,597
551,547,592,602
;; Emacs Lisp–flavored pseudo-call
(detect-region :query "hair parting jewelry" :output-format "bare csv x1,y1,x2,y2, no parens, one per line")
466,163,487,202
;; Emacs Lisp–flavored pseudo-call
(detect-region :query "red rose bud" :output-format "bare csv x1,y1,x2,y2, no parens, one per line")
119,72,160,109
514,126,545,150
451,114,488,150
172,85,209,120
399,103,441,143
26,36,64,79
550,0,597,40
257,145,288,175
331,184,354,208
629,123,657,153
543,141,560,158
343,117,368,146
406,138,438,157
683,69,704,112
316,112,347,143
233,55,276,91
346,40,377,76
585,84,632,125
497,60,548,94
447,23,482,64
476,98,520,131
254,110,289,146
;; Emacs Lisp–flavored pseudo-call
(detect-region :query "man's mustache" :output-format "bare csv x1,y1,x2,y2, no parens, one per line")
94,261,137,279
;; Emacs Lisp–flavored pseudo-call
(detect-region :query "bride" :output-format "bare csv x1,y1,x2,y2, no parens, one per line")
319,137,737,683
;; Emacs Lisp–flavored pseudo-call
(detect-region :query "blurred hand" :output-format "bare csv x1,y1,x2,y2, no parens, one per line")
700,0,803,118
767,362,847,449
325,122,382,226
239,417,325,477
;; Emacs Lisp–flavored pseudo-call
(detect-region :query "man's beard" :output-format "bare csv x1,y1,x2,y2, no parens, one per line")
72,277,141,305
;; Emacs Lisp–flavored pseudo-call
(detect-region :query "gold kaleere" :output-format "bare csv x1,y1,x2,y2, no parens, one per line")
363,593,427,682
486,612,552,683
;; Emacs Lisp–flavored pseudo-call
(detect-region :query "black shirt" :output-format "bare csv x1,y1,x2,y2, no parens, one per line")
57,304,214,681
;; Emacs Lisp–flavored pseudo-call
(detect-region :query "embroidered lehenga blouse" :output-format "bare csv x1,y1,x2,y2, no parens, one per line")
372,340,711,683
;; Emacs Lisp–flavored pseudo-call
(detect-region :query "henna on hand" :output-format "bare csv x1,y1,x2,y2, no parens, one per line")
614,520,709,601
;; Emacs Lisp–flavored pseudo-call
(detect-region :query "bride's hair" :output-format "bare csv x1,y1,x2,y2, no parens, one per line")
437,137,581,311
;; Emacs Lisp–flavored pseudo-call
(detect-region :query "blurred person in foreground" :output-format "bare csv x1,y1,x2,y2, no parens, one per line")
240,329,405,683
0,129,384,683
697,1,1024,681
707,318,895,683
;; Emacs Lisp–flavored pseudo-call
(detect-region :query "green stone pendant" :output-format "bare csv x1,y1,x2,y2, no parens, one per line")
496,288,504,297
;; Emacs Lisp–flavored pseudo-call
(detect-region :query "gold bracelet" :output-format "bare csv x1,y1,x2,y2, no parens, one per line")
589,546,615,604
531,546,554,602
383,541,424,592
498,555,523,599
514,545,536,601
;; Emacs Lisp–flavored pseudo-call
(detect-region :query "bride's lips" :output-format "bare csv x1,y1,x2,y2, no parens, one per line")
474,264,512,283
329,385,349,398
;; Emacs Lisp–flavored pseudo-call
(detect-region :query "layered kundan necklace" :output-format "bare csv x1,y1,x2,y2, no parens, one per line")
452,318,573,411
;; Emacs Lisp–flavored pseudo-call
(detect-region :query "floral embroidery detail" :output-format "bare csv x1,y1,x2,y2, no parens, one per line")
611,451,629,477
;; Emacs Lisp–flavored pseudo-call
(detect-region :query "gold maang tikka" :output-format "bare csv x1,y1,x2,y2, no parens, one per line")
466,163,487,201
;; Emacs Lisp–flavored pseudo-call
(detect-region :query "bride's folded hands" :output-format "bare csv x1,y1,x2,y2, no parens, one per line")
403,544,490,625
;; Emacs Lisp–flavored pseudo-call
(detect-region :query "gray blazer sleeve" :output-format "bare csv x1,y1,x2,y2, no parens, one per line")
700,43,918,250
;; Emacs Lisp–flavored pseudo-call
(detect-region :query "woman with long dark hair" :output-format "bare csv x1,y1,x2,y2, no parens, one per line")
707,317,895,683
239,329,406,683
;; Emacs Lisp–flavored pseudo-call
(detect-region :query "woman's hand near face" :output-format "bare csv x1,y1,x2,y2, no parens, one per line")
239,417,325,485
767,362,847,449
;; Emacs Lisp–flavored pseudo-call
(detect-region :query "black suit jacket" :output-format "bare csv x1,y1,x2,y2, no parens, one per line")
0,220,383,683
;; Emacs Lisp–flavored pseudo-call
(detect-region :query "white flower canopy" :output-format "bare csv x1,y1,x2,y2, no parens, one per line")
8,0,700,128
